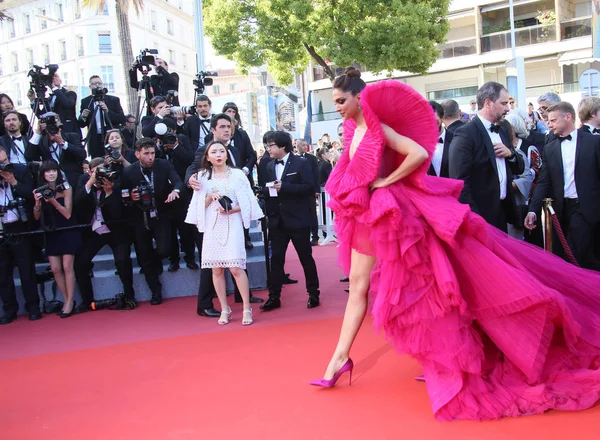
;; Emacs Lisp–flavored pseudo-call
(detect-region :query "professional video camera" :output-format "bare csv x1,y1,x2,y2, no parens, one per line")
28,64,59,95
40,113,61,136
133,48,158,74
155,122,178,145
34,183,68,200
91,87,108,101
0,163,14,173
193,71,218,94
105,144,121,160
95,166,118,183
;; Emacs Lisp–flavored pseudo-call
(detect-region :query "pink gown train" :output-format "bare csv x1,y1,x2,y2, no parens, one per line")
325,80,600,421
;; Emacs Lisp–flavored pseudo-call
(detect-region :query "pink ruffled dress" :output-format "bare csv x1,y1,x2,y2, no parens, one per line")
325,80,600,421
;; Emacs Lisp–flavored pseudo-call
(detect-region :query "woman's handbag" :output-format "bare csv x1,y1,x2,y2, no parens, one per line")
219,196,233,212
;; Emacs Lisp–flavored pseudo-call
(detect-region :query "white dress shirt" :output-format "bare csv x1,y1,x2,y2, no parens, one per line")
479,115,508,200
8,135,27,164
0,183,19,224
431,129,445,177
275,153,290,181
584,123,599,135
560,129,578,199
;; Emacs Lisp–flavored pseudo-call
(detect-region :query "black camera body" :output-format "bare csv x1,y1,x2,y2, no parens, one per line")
28,64,59,92
105,145,121,160
95,167,118,183
0,163,14,173
40,114,61,136
0,198,28,222
34,183,67,200
161,131,178,146
134,48,158,74
193,71,218,94
92,87,108,101
135,183,154,210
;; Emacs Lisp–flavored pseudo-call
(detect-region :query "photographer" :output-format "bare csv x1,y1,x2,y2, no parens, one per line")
0,110,33,164
27,72,80,138
154,118,196,271
120,138,183,305
0,147,41,324
104,129,135,171
78,75,126,159
183,95,213,149
28,113,86,188
141,96,185,139
0,94,31,138
120,114,137,150
129,58,179,105
74,157,135,313
33,161,81,318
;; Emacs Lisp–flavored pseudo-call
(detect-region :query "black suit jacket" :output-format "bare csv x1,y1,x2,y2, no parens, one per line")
297,152,320,192
446,119,464,136
183,115,212,149
427,130,454,178
257,153,273,188
204,129,257,179
529,131,600,224
74,173,128,235
449,115,525,230
0,134,35,164
120,158,183,221
317,159,332,187
578,124,599,136
120,127,136,150
78,95,125,158
50,88,80,136
156,134,195,180
1,163,36,228
129,68,179,104
27,132,86,188
262,154,315,229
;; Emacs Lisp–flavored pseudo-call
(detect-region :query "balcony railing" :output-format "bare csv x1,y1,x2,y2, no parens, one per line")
99,44,112,54
525,82,580,96
561,16,592,40
438,37,477,59
481,24,556,52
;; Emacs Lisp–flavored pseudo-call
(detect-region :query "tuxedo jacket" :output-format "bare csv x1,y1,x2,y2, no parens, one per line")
297,152,320,193
257,153,273,188
449,115,525,230
262,153,316,229
183,114,212,149
445,119,464,136
578,125,599,136
74,173,128,235
50,88,80,136
155,134,195,180
26,132,86,188
317,159,332,187
120,158,183,220
78,95,125,158
204,129,258,178
0,134,35,164
529,131,600,224
427,130,454,178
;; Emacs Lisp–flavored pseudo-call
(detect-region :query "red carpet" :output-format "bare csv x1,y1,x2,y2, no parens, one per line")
2,245,600,439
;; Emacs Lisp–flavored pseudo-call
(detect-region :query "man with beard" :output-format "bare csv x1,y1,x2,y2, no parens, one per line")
184,95,213,149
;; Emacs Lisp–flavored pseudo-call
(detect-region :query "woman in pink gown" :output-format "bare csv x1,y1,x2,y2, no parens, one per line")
311,67,600,421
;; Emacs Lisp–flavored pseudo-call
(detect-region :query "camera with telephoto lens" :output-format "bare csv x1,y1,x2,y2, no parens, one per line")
92,87,108,101
95,166,118,184
193,71,218,94
154,122,178,145
169,105,196,116
105,144,121,160
91,293,134,311
0,163,14,173
135,183,154,210
133,48,158,74
40,113,61,136
34,183,67,200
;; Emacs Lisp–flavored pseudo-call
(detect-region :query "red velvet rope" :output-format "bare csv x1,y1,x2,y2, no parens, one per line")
550,214,580,267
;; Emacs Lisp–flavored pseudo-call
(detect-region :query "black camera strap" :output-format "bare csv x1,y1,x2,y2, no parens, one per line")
139,164,158,228
10,139,26,164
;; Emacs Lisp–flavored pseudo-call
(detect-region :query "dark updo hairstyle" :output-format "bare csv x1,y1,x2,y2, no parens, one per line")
200,140,235,175
332,67,366,96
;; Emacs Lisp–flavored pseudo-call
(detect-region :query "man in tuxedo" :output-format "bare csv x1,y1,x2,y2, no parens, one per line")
73,157,135,313
525,102,600,271
120,138,183,305
538,92,561,144
427,102,453,178
296,139,321,245
27,113,87,188
0,110,31,164
441,99,464,136
141,96,172,138
449,82,525,232
78,75,126,158
577,97,600,136
184,95,213,149
260,131,320,311
0,147,41,324
120,114,137,150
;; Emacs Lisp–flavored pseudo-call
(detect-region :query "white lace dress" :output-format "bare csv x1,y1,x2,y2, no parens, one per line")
185,168,263,269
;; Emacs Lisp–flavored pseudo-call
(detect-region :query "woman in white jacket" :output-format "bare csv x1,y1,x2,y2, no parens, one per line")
186,140,263,325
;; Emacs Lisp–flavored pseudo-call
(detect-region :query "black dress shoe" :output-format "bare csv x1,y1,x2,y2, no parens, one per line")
150,295,163,305
74,303,92,314
29,312,42,321
340,277,349,282
282,277,298,284
59,303,76,318
168,262,180,272
185,259,199,270
198,307,220,317
0,313,17,325
260,298,281,311
249,295,264,303
307,297,320,308
310,238,319,246
245,239,254,250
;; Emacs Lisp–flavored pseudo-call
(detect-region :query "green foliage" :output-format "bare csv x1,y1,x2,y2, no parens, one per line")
203,0,451,85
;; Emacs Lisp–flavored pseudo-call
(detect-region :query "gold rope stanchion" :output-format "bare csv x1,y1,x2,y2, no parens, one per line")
542,198,553,252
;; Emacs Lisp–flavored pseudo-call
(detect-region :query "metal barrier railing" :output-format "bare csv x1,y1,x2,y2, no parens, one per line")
317,187,337,246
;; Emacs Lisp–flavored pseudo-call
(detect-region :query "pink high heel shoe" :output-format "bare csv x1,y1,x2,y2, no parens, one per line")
310,358,353,387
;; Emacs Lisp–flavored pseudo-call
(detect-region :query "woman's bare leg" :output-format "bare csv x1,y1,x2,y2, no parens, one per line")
48,256,67,312
62,254,76,313
211,268,229,312
322,249,376,379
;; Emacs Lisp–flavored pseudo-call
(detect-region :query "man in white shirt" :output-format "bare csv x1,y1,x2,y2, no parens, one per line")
0,110,30,165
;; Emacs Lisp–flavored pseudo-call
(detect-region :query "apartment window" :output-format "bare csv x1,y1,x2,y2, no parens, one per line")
100,66,115,92
57,3,64,22
25,14,31,34
80,69,86,89
151,11,157,31
103,3,109,15
98,33,112,53
229,83,237,92
168,49,175,65
427,86,478,101
74,0,81,19
182,53,187,70
26,49,34,68
9,19,15,38
0,56,3,76
154,42,160,53
15,83,22,106
40,9,47,30
59,40,67,61
12,53,19,73
77,36,84,56
62,72,69,87
212,85,220,95
167,19,173,35
42,44,50,65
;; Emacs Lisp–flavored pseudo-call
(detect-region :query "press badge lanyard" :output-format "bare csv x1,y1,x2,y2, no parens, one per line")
140,164,158,228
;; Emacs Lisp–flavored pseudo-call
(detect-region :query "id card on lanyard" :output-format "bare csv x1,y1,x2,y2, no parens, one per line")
140,165,158,219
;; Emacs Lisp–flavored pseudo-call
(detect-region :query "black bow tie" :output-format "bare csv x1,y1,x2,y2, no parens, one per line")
438,137,443,144
558,134,572,142
489,125,500,133
593,128,600,134
275,159,284,165
200,118,211,123
12,136,22,142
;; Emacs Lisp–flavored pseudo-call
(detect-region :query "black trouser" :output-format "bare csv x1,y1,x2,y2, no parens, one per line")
309,195,319,241
559,198,600,271
0,225,39,315
268,224,319,300
133,216,172,296
169,204,198,264
74,229,135,306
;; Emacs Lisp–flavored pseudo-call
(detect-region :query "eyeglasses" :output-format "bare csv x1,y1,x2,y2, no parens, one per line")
265,143,277,149
539,106,549,111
